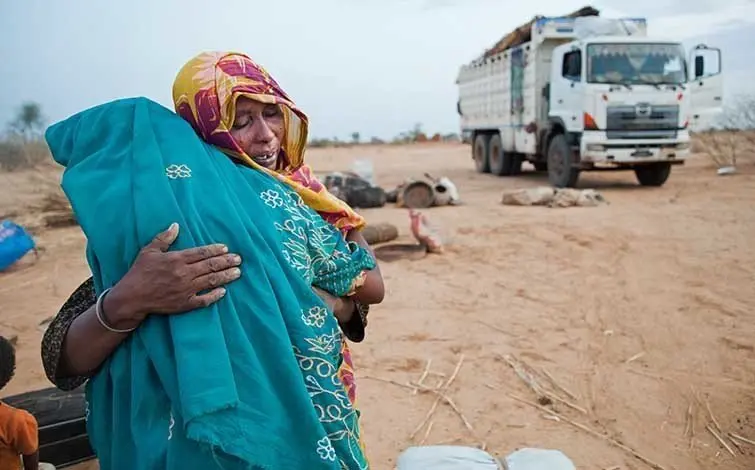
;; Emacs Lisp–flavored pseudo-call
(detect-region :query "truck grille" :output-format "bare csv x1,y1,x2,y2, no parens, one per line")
606,104,679,140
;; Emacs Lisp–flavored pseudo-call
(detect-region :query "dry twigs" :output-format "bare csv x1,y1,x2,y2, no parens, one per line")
501,354,585,414
729,433,755,447
706,425,736,457
410,355,467,440
541,366,579,400
508,394,669,470
413,359,432,396
688,387,744,458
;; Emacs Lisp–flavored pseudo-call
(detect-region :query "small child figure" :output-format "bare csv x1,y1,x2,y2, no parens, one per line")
0,335,43,470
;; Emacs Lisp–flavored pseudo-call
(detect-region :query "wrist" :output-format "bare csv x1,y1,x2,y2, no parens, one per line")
102,283,146,330
335,297,356,323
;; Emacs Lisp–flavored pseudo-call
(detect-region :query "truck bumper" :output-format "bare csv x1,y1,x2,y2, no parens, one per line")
579,131,690,167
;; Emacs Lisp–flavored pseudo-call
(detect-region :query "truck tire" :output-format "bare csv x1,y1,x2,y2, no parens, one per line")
489,134,507,175
635,163,671,187
547,134,580,188
473,134,491,173
509,153,523,175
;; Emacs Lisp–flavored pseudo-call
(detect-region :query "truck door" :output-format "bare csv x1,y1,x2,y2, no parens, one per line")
688,45,723,131
550,46,584,132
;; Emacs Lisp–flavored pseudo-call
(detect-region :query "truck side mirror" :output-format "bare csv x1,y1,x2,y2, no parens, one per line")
694,55,704,79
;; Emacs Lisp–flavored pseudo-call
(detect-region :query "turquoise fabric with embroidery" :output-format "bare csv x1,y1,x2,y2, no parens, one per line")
45,97,374,470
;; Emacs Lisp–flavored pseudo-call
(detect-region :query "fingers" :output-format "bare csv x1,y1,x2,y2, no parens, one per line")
188,287,227,309
191,253,241,276
180,244,230,264
193,266,242,291
145,223,180,253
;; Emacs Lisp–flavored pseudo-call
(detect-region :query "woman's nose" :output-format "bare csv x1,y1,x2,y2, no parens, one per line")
251,118,275,142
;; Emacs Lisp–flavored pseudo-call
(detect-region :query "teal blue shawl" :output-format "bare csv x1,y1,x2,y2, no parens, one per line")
45,97,374,470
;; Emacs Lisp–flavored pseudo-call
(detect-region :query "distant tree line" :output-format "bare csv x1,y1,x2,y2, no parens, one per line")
309,123,461,148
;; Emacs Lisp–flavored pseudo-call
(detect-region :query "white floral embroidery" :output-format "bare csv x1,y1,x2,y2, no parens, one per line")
262,186,368,468
165,164,192,179
302,306,328,328
304,330,341,356
317,436,337,461
260,189,284,208
168,413,175,440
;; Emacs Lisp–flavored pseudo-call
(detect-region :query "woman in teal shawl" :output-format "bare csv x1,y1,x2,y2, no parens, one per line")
44,52,383,470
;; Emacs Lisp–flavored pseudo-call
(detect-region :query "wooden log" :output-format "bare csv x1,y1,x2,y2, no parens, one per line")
361,223,399,245
398,181,435,209
374,243,428,262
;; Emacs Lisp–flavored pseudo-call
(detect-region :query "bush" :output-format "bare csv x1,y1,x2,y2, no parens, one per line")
0,138,51,172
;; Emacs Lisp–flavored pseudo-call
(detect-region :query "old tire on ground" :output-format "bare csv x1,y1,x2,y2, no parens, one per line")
400,181,435,209
473,134,491,173
547,134,580,188
3,386,95,468
635,163,672,187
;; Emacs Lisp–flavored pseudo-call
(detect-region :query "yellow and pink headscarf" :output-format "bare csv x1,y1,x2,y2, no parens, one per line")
172,51,365,233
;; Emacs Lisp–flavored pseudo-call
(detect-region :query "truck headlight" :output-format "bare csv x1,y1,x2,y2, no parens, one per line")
586,144,605,152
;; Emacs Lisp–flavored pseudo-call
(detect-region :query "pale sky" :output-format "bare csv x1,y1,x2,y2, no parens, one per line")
1,0,753,140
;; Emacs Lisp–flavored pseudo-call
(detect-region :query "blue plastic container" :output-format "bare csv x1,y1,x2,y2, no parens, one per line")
0,220,35,272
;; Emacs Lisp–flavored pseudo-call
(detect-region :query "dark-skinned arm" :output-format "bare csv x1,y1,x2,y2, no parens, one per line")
43,224,242,385
22,450,39,470
346,229,385,305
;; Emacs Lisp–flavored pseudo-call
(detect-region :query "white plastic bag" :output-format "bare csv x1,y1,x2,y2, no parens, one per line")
396,446,576,470
396,446,502,470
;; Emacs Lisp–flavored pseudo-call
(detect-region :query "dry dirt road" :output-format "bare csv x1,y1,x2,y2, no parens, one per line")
1,143,754,470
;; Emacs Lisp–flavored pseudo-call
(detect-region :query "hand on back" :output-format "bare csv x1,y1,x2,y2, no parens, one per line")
107,223,242,323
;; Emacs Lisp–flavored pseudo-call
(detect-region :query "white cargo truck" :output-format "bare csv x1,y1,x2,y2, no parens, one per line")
456,9,723,187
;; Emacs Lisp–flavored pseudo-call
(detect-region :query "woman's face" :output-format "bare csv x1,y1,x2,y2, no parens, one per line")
230,97,285,169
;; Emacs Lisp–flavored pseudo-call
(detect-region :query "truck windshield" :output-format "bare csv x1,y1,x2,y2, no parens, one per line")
586,43,687,85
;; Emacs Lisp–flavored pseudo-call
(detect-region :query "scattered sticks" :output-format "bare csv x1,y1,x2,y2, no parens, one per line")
409,355,468,440
508,394,669,470
706,425,736,457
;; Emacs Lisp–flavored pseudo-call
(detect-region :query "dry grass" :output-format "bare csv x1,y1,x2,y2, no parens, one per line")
691,130,755,169
0,140,75,231
0,138,51,172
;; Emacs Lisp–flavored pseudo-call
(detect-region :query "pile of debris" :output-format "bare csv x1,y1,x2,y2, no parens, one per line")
323,170,461,211
501,187,607,208
480,5,599,60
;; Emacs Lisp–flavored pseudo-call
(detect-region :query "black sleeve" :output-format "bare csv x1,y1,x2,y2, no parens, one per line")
40,277,96,391
339,301,369,343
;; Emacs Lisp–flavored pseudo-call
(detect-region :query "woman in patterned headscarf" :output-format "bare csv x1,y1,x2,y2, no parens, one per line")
172,51,363,233
40,51,384,469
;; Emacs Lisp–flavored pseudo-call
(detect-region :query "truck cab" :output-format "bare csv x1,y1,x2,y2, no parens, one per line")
546,34,722,186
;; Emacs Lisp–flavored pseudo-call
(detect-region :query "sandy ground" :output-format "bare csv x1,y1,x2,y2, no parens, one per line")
1,143,754,470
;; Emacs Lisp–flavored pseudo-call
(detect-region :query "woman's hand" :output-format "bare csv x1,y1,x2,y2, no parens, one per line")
104,223,242,329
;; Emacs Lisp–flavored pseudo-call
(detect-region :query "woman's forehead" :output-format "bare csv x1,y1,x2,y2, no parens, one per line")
235,97,275,113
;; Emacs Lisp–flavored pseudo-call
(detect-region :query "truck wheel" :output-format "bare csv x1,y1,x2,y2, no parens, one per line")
473,134,491,173
489,134,507,175
510,153,523,175
635,163,671,187
547,134,579,188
